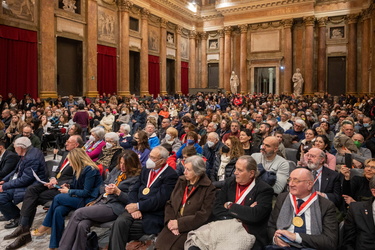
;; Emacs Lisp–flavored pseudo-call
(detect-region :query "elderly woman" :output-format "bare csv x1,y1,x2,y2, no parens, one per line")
161,127,182,153
59,150,141,250
132,130,151,168
32,148,102,250
155,155,216,250
96,132,125,173
83,127,106,162
341,158,375,205
118,123,133,150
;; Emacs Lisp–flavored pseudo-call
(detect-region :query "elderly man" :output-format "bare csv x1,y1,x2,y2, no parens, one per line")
285,119,306,142
0,141,19,181
145,123,160,150
0,137,46,229
251,136,289,195
304,148,341,207
7,125,41,152
186,155,274,250
336,133,372,167
203,132,223,177
158,118,171,141
266,168,338,250
3,135,83,249
342,176,375,250
108,146,178,250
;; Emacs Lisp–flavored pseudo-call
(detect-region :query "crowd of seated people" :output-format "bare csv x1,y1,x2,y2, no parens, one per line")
1,91,375,249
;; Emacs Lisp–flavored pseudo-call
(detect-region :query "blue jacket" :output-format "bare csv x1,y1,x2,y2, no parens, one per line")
119,135,133,150
2,147,46,204
68,165,102,205
176,143,203,159
132,148,151,168
128,166,178,234
148,134,160,150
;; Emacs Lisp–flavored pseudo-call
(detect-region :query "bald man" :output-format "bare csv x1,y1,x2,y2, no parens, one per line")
267,168,337,249
251,136,289,195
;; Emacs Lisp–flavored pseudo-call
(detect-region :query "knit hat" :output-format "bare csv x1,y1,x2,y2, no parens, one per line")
14,137,32,149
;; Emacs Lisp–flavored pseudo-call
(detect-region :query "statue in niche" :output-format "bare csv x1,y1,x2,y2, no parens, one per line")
167,32,174,44
209,39,218,49
62,0,77,13
230,71,239,94
331,28,344,39
292,68,304,96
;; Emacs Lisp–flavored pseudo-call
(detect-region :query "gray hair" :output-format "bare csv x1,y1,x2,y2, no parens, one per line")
185,155,206,177
14,137,32,149
153,146,169,160
91,127,105,140
207,132,219,141
294,119,306,128
120,124,131,134
209,122,217,130
105,132,120,145
238,155,258,176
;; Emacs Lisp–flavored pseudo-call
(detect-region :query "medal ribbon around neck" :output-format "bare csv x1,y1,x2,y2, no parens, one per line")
290,192,318,216
181,186,196,207
146,166,168,188
312,171,322,185
235,179,255,205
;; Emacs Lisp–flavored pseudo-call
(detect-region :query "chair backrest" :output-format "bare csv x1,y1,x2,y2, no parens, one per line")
45,160,60,179
288,160,297,174
285,148,298,164
350,168,364,179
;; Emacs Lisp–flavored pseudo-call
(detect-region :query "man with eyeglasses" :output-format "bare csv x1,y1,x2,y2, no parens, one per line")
267,168,337,249
285,119,306,142
7,125,41,152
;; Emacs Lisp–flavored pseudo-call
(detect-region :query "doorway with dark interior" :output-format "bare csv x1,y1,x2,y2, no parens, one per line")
327,56,346,95
57,37,83,96
208,63,219,89
166,59,175,95
129,51,140,96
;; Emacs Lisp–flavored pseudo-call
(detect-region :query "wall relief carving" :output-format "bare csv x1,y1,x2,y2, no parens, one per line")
2,0,35,22
98,8,116,43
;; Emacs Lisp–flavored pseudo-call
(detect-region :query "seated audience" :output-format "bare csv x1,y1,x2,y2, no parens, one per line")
96,132,124,173
0,141,19,181
83,126,106,162
59,150,141,250
160,127,182,153
132,130,151,168
118,123,133,150
108,146,178,249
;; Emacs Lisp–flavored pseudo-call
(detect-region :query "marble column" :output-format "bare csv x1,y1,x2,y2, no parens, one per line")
118,0,132,97
189,31,197,88
347,14,358,94
224,26,232,91
240,25,248,93
282,19,293,94
39,0,57,98
175,26,182,94
303,16,315,95
218,30,224,89
201,32,208,88
317,17,327,93
140,8,150,96
86,0,99,97
160,19,167,95
361,12,370,94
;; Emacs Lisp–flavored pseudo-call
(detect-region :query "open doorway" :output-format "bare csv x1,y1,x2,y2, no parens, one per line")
208,63,219,89
166,59,175,95
327,57,346,95
129,51,140,96
254,67,276,94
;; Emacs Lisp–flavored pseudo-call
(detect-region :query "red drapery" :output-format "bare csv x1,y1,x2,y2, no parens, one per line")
97,45,117,95
181,62,189,95
148,55,160,97
0,25,38,100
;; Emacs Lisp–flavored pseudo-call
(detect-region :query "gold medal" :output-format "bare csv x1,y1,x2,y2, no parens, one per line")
180,206,185,216
292,216,304,227
142,187,150,195
56,173,61,179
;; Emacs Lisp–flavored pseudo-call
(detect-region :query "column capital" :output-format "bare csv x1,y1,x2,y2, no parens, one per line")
200,32,208,40
176,25,182,35
118,0,132,11
160,18,167,28
317,17,328,27
347,13,359,24
141,8,149,19
189,30,197,39
360,9,371,21
218,29,224,38
239,24,248,33
303,16,315,26
282,19,294,28
224,26,232,35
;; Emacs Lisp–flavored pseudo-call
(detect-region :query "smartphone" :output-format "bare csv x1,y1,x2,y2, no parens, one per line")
278,235,302,248
53,184,61,189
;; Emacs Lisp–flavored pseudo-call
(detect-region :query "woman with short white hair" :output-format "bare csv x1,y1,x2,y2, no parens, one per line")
96,132,125,172
83,127,106,162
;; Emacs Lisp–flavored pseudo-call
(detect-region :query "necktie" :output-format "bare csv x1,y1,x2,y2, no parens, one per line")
313,170,320,192
294,199,306,234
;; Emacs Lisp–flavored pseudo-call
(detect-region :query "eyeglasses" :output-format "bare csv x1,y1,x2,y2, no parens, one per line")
305,154,319,159
364,165,375,170
287,178,311,184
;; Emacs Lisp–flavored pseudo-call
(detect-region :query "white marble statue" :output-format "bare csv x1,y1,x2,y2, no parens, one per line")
230,71,239,94
292,68,304,96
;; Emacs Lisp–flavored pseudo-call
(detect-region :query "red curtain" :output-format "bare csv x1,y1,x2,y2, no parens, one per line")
97,45,117,95
181,62,189,95
0,25,38,100
148,55,160,97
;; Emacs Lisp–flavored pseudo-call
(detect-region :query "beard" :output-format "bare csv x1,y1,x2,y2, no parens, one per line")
307,162,320,170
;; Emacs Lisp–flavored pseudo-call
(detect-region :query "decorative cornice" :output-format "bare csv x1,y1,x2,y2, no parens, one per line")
118,0,133,11
303,16,315,26
317,17,328,27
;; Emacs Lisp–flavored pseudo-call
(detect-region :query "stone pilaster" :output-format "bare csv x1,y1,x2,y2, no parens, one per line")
317,17,327,93
218,29,224,89
201,32,208,88
361,12,370,95
160,18,167,95
39,0,57,98
86,0,99,97
175,26,182,94
140,8,150,96
189,30,197,88
224,26,232,92
240,25,248,93
303,16,315,95
282,19,293,94
347,14,359,94
118,0,132,97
